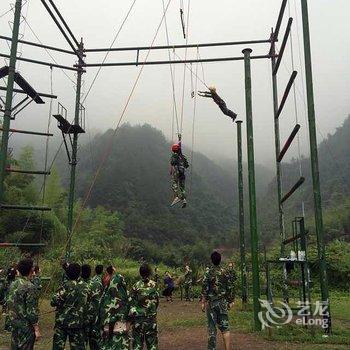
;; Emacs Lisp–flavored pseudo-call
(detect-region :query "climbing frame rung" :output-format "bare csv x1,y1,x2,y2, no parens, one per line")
3,127,54,137
273,17,293,76
281,177,305,204
0,242,46,248
0,204,51,211
276,71,298,119
277,124,301,162
6,169,51,176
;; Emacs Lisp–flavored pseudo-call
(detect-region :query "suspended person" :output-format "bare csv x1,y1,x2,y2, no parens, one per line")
201,251,235,350
6,258,41,349
198,86,237,121
170,142,189,208
51,262,87,350
129,263,159,350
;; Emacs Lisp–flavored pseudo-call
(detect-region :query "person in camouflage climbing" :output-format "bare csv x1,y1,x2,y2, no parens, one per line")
183,264,193,301
201,251,235,350
7,258,41,350
129,263,159,350
51,262,87,350
86,264,104,349
100,265,130,350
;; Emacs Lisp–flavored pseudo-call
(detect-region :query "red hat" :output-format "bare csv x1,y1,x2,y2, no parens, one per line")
171,143,180,152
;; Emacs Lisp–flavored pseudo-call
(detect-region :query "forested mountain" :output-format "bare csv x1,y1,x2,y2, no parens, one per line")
66,124,238,246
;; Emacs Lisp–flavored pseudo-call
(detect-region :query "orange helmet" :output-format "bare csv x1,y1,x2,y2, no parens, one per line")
171,143,180,152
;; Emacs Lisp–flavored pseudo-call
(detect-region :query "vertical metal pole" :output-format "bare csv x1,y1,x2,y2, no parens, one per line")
242,48,261,331
66,39,84,260
270,31,289,303
236,120,248,304
300,0,330,331
0,0,22,203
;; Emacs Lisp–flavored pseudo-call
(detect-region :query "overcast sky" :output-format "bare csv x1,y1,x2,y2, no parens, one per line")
1,0,349,168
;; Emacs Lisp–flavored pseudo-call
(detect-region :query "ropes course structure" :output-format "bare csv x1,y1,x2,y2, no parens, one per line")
0,0,331,333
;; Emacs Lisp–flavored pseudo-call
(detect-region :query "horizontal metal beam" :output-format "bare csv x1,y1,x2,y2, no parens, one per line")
0,204,51,211
83,54,273,67
0,242,46,248
85,39,272,53
0,86,57,99
277,124,301,162
6,169,51,175
281,177,305,204
2,127,54,137
0,53,81,71
276,70,298,118
273,17,293,75
0,35,76,55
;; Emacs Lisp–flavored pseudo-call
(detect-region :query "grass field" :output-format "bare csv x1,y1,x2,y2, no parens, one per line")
1,293,349,349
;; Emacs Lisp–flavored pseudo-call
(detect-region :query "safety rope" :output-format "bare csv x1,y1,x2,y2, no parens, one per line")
179,0,191,136
19,13,76,87
38,66,53,253
188,48,199,194
82,0,138,104
161,0,180,139
36,1,175,291
288,0,305,217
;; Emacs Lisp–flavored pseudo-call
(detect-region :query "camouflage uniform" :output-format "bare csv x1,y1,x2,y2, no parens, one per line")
184,268,193,301
170,152,189,200
86,274,104,349
202,266,234,350
0,276,14,331
51,279,88,350
129,278,159,350
6,276,39,349
100,273,129,350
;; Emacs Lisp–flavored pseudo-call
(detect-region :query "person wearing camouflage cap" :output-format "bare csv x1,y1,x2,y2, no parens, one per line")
51,262,87,349
129,264,159,350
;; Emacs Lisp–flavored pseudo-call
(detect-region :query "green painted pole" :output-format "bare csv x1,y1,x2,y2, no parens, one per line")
300,0,330,331
236,120,248,304
0,0,22,203
66,39,84,260
270,32,289,303
242,48,261,331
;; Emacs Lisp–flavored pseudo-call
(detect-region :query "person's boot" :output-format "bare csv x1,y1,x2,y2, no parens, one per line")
181,199,187,208
171,197,181,206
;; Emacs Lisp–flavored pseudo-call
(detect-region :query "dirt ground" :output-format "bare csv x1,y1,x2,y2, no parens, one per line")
0,298,348,349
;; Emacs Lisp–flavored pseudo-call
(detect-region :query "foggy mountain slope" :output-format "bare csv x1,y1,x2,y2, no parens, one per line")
70,124,239,245
260,115,350,244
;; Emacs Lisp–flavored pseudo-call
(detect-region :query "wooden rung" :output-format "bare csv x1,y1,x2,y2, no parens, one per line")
0,242,46,248
2,127,54,137
6,169,50,176
281,177,305,204
277,124,301,162
0,204,51,211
